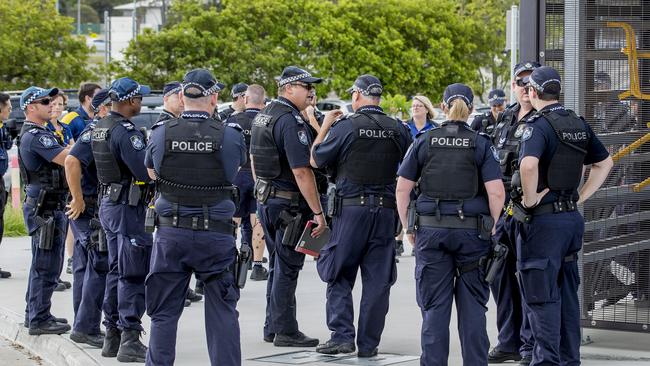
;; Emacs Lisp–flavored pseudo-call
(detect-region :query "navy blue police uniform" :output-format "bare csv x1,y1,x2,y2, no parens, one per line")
250,66,322,346
397,84,503,366
145,68,246,366
227,107,259,247
68,89,111,345
0,109,14,249
156,81,182,124
91,78,153,361
487,62,540,363
515,67,609,365
312,74,412,356
18,87,71,334
470,89,506,136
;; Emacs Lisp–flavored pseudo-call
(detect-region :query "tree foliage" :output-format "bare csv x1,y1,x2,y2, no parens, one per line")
115,0,511,102
0,0,92,90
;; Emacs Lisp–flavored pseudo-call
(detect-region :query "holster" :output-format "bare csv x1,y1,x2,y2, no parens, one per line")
511,202,532,224
235,244,251,289
279,210,303,248
36,216,55,250
326,184,340,217
478,214,495,241
144,205,157,233
484,237,509,284
89,218,107,252
406,200,417,234
254,178,272,204
107,183,123,202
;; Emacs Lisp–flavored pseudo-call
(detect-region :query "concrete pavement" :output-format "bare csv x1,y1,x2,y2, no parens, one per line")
1,236,649,365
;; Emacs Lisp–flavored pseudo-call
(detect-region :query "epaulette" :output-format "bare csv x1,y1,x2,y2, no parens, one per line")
28,128,39,134
120,121,135,131
151,120,165,130
60,112,80,125
331,114,351,127
226,122,243,132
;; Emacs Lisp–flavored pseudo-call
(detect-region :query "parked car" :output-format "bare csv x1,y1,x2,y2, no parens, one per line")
316,99,353,113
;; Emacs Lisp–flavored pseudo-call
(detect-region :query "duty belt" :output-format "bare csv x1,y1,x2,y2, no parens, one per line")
417,215,479,230
512,200,578,224
269,188,301,201
157,215,236,236
341,195,396,209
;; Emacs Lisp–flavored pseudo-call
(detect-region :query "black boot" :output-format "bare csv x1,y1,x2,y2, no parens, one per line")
186,289,202,302
273,331,319,347
117,329,147,363
70,331,104,348
250,265,269,281
28,320,70,335
102,327,121,358
0,268,11,278
316,340,355,354
488,348,522,363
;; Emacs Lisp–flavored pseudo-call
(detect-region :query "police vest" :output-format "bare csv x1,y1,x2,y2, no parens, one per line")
17,124,68,191
493,105,524,180
250,102,299,182
336,113,402,185
479,112,496,136
420,122,479,200
232,111,254,169
91,115,133,185
158,117,230,206
538,109,589,191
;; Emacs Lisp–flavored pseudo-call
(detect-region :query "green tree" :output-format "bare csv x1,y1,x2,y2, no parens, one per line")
0,0,92,90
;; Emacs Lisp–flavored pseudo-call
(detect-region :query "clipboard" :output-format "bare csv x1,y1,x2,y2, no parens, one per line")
294,220,330,258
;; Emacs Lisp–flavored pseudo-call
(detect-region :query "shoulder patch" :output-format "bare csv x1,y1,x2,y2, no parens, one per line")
80,130,91,143
521,126,534,142
121,122,135,131
38,135,55,147
514,123,526,138
297,130,309,145
130,135,145,150
60,112,80,125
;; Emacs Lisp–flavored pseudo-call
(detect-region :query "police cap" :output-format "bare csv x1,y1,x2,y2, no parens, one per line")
277,66,322,87
182,68,225,99
231,83,248,98
443,83,473,109
20,86,59,111
109,77,151,102
514,61,541,78
487,89,506,106
523,66,561,94
91,88,111,112
162,81,182,97
346,74,383,97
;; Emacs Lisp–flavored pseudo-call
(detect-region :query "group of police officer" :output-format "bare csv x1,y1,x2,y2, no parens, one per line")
16,61,612,366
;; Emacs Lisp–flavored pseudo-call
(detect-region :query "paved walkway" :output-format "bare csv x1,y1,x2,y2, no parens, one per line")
1,236,649,365
0,338,42,366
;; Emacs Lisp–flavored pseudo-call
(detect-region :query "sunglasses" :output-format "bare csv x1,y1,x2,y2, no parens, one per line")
515,79,528,88
292,82,314,91
35,98,52,106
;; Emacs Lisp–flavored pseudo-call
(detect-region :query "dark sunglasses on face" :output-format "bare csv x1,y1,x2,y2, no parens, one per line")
292,82,314,91
515,79,528,88
36,98,52,106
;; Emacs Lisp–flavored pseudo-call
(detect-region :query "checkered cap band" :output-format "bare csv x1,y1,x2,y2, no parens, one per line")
278,73,312,87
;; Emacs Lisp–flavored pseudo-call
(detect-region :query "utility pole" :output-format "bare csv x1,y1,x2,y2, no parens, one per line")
131,0,137,38
77,0,81,35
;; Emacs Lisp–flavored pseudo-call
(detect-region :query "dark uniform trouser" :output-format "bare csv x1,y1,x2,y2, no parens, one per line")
258,198,307,337
317,205,397,353
415,227,491,366
99,200,152,332
71,213,108,335
234,169,256,246
515,211,583,366
146,226,240,366
490,214,534,356
22,202,67,326
0,179,7,244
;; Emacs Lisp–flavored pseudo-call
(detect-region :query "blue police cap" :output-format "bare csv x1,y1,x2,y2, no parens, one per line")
20,86,59,111
487,89,506,106
231,83,248,98
443,83,473,109
182,68,225,98
346,74,383,97
523,66,561,94
109,77,151,102
162,81,182,97
277,66,322,87
514,61,541,77
91,88,111,112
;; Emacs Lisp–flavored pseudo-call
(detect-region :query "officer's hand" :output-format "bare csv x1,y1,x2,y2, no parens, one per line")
322,110,344,129
303,105,315,118
311,213,328,238
66,197,85,220
406,233,416,248
522,188,550,209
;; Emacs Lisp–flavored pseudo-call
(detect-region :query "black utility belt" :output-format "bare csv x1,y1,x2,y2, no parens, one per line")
25,195,66,211
341,195,396,209
157,215,236,236
512,200,577,224
100,182,152,206
418,215,479,230
269,188,301,201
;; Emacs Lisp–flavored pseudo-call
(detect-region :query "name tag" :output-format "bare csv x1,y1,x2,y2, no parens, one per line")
561,131,587,142
170,140,215,153
92,128,109,141
359,129,394,138
430,137,471,147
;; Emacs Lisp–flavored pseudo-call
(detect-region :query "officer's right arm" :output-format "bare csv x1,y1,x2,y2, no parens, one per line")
478,138,505,228
64,154,84,220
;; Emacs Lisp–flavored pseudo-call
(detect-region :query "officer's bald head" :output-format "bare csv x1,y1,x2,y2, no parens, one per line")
245,84,266,108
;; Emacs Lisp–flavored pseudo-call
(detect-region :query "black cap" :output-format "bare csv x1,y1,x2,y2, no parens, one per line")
231,83,248,98
487,89,506,106
277,66,322,87
346,74,383,97
513,61,542,77
162,81,182,97
91,89,111,112
443,83,473,109
523,66,561,94
182,68,225,98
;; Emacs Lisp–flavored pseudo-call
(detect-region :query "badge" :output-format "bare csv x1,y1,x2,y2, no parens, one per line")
521,126,534,142
130,135,145,150
297,130,309,146
80,131,91,143
514,124,526,138
490,146,499,162
39,135,54,147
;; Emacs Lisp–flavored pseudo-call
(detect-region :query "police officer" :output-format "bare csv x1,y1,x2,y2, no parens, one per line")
228,84,269,281
250,66,326,347
311,75,412,357
18,86,72,335
156,81,182,123
470,89,506,136
91,77,153,362
143,68,245,366
0,92,14,279
514,66,612,365
64,88,111,348
487,61,540,364
396,83,506,366
61,83,101,140
218,82,248,121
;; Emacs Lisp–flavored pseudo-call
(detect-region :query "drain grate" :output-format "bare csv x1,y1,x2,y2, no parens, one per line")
250,351,419,365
